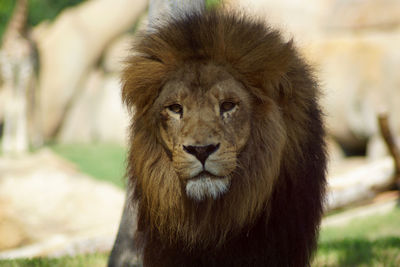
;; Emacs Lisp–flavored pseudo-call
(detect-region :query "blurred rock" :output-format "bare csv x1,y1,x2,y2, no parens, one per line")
228,0,332,42
0,149,124,256
306,33,400,152
327,0,400,30
32,0,147,139
103,34,136,73
231,0,400,35
0,218,26,251
58,71,129,145
57,70,104,144
327,138,345,173
367,135,388,161
92,74,130,144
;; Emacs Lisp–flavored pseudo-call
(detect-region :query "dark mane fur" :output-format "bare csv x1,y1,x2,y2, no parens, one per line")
121,8,327,267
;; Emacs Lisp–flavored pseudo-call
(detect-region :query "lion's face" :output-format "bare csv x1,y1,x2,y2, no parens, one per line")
129,61,286,247
154,64,251,201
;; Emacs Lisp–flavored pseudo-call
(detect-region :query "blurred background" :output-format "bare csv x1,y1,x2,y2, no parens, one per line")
0,0,399,266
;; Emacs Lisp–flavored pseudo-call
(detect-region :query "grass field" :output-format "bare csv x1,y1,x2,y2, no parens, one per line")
1,143,399,266
49,142,127,188
0,253,109,267
315,208,400,266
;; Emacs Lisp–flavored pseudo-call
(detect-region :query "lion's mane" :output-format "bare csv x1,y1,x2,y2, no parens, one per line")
122,9,326,267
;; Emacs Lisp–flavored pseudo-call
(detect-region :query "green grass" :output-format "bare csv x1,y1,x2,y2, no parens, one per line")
206,0,222,8
0,253,108,267
313,207,400,266
320,208,400,241
49,143,127,188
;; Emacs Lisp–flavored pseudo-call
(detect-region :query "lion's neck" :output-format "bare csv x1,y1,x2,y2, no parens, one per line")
140,214,270,267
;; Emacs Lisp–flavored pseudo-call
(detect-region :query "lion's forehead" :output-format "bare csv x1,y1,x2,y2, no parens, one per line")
159,64,250,105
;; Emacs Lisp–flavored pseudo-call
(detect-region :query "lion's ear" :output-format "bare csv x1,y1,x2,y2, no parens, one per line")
246,39,295,104
122,55,167,117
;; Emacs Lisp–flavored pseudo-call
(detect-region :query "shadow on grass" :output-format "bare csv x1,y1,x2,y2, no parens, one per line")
317,237,400,266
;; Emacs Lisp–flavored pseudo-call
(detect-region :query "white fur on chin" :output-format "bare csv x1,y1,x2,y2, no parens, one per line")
185,175,231,201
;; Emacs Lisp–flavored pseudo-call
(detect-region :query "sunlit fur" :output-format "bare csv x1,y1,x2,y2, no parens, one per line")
122,9,326,267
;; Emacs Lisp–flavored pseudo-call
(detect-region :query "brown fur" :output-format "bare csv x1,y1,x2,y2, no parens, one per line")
122,9,326,267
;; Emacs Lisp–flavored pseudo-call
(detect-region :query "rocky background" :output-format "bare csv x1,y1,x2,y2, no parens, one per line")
30,0,148,144
0,0,398,156
0,0,399,259
0,150,124,255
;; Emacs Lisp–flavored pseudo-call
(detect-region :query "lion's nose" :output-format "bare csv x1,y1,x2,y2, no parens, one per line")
183,143,220,165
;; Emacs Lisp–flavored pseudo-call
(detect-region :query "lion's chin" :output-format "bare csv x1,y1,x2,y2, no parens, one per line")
185,173,231,202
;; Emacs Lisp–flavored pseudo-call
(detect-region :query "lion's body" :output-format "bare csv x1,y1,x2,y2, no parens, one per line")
118,9,326,267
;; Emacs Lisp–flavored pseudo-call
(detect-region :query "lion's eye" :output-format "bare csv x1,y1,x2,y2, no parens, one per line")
220,101,236,113
167,104,183,115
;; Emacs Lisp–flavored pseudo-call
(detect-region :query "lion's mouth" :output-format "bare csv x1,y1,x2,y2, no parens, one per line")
191,171,222,180
185,171,231,201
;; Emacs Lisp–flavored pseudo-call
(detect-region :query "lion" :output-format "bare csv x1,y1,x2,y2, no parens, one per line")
108,9,327,267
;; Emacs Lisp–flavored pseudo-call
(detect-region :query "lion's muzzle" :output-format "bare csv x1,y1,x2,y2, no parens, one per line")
183,143,220,165
181,143,231,201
